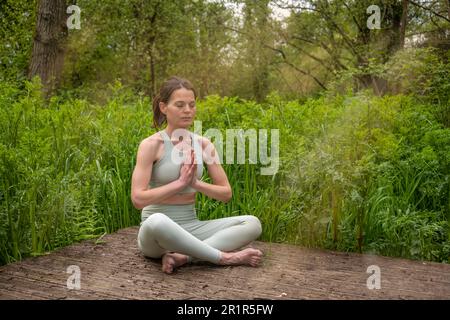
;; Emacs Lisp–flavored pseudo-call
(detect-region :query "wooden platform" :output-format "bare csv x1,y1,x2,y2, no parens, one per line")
0,226,449,299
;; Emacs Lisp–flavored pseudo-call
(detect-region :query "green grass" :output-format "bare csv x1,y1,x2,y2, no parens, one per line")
0,80,449,265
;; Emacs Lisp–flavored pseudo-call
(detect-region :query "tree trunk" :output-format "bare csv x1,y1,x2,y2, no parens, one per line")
28,0,68,97
386,1,403,55
149,40,156,97
399,0,409,49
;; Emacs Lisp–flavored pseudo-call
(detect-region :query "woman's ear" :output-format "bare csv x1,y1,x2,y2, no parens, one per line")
159,101,167,115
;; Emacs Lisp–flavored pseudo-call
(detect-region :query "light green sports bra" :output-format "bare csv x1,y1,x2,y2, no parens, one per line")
150,129,203,194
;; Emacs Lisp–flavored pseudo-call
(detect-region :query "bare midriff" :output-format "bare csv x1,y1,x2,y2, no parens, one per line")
158,192,196,205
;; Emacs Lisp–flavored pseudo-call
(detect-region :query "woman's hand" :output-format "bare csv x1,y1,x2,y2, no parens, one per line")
178,149,197,188
189,149,200,188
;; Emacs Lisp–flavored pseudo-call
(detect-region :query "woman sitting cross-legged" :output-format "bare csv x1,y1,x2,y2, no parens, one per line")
131,76,263,274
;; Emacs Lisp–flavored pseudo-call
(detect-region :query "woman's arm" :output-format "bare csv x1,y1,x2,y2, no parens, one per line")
130,138,196,209
191,137,232,203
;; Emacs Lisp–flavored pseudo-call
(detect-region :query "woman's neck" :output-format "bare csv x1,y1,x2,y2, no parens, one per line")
164,125,190,137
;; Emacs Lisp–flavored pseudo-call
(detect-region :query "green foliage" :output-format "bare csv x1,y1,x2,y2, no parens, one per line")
386,48,450,126
0,0,36,83
1,74,449,265
284,92,450,262
332,48,450,127
0,79,149,265
62,0,235,98
1,0,449,267
2,76,449,265
195,90,449,263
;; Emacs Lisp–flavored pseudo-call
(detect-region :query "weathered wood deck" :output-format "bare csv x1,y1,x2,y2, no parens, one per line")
0,226,449,300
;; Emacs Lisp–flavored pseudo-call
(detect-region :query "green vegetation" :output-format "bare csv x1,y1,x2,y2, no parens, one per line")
1,0,449,265
1,60,449,264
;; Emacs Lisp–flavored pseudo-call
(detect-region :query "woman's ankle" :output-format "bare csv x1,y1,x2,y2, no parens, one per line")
219,251,245,266
219,251,232,265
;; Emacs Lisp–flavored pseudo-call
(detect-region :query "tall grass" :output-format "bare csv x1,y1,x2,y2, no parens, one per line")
0,80,146,264
1,80,449,265
283,93,450,262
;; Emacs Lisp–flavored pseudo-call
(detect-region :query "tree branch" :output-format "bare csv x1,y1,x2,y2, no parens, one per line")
223,25,328,90
409,0,450,22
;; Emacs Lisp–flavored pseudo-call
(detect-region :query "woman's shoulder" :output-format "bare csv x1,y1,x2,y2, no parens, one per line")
137,132,164,155
144,131,164,144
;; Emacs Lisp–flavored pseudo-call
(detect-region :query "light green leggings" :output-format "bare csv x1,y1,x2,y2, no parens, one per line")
137,203,262,264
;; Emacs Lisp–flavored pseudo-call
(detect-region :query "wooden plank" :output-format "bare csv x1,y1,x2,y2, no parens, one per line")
9,245,370,299
42,239,450,298
0,226,449,300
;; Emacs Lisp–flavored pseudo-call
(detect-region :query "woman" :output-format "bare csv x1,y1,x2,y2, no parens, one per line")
131,76,263,274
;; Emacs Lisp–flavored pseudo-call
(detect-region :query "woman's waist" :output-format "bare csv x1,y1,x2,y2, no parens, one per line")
143,202,195,210
142,202,197,223
145,192,196,205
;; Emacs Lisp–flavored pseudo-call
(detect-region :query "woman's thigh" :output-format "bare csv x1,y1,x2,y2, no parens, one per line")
186,215,259,241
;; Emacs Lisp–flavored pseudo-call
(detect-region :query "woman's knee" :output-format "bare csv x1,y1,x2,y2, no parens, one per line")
243,215,262,239
142,212,181,244
142,212,170,235
138,213,170,258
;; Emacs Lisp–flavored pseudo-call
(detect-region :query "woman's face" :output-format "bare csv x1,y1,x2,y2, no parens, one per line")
160,88,196,129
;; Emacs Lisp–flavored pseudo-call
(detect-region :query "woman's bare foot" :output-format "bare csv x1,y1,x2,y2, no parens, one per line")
162,252,188,274
219,248,263,267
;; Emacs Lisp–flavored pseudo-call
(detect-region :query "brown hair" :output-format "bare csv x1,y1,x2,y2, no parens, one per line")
152,76,197,128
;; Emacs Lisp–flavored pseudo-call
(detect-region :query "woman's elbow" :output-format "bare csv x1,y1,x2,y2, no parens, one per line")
132,199,143,210
222,188,232,203
131,193,144,210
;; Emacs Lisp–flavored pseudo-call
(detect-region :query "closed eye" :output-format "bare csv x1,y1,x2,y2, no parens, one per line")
175,103,195,108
